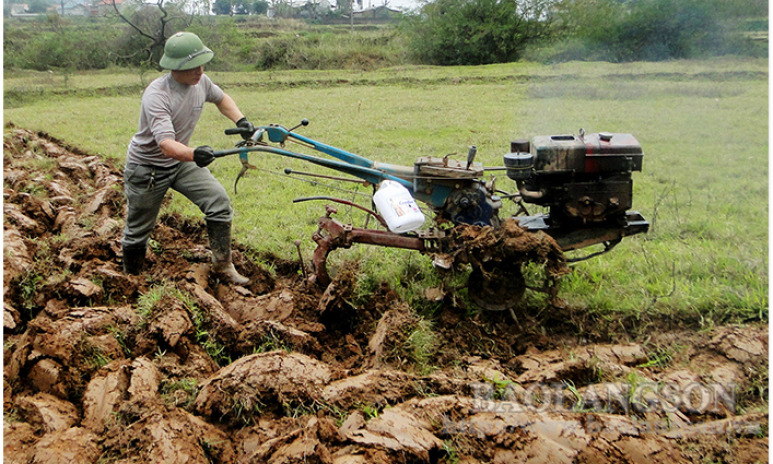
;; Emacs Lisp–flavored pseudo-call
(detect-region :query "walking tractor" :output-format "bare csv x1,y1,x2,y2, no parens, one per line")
215,120,648,311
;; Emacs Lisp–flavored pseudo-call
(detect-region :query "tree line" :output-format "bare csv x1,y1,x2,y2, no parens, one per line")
3,0,767,72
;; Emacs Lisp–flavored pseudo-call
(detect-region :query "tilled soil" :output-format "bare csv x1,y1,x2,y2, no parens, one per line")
3,126,768,464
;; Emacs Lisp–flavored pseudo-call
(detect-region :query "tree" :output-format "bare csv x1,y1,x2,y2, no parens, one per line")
403,0,556,65
27,0,53,13
213,0,233,14
251,0,269,15
233,0,249,14
107,0,196,67
55,0,80,15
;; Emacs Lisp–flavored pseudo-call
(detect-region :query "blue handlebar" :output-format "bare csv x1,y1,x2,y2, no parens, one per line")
216,122,414,190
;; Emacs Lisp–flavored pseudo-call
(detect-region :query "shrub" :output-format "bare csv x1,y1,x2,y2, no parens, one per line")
400,0,553,66
253,28,405,70
5,24,119,70
188,19,259,71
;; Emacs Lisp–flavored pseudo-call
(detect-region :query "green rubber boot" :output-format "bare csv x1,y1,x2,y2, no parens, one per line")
207,221,249,285
122,245,147,275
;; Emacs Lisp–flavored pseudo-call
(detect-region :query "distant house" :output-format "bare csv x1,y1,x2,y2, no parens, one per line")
350,5,401,20
9,4,27,15
9,3,42,16
89,0,129,15
267,0,332,18
62,3,90,16
52,0,127,16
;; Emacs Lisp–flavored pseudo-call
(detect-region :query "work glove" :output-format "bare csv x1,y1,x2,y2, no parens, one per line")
194,145,215,168
236,117,255,140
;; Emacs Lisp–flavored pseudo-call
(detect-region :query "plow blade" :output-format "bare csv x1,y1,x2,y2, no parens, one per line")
515,211,649,252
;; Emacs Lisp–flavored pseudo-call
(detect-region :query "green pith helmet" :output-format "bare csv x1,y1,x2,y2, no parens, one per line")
159,32,213,71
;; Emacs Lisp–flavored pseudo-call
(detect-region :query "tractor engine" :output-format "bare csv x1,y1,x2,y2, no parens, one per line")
504,131,643,225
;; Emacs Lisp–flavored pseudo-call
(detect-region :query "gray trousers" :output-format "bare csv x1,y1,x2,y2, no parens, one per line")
121,162,233,250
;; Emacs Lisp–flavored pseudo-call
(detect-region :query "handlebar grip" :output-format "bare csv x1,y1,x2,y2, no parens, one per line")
212,147,248,158
225,128,245,135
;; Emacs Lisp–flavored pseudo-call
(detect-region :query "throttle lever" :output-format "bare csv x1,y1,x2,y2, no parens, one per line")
288,118,310,133
466,145,477,170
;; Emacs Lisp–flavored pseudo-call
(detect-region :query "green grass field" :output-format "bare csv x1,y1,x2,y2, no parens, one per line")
4,57,768,331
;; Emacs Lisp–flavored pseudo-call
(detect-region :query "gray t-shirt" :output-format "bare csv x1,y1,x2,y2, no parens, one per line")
126,73,224,167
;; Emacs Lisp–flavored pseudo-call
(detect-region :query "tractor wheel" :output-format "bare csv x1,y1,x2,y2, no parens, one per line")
467,263,525,311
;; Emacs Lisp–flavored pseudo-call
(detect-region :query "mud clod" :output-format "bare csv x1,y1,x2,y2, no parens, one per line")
194,351,334,424
3,126,768,463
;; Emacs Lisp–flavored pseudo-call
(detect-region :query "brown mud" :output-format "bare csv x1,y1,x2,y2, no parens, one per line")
3,126,768,463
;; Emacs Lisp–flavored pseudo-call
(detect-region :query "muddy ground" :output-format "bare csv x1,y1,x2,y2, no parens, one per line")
3,126,769,464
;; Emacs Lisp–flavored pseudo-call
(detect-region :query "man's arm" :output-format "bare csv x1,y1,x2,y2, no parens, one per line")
215,93,245,123
158,93,247,163
160,139,215,167
159,139,195,162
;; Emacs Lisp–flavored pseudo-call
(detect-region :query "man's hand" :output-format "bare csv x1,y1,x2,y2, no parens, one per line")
194,145,215,167
236,117,255,140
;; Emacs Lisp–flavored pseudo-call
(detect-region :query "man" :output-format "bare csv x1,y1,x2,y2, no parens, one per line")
121,31,253,285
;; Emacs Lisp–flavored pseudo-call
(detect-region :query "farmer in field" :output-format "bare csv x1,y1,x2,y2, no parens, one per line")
120,31,253,285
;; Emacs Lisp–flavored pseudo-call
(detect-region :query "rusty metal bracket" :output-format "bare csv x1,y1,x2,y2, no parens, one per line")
234,152,258,194
308,206,428,287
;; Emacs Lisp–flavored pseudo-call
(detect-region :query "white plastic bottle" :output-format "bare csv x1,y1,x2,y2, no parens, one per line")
373,180,425,233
